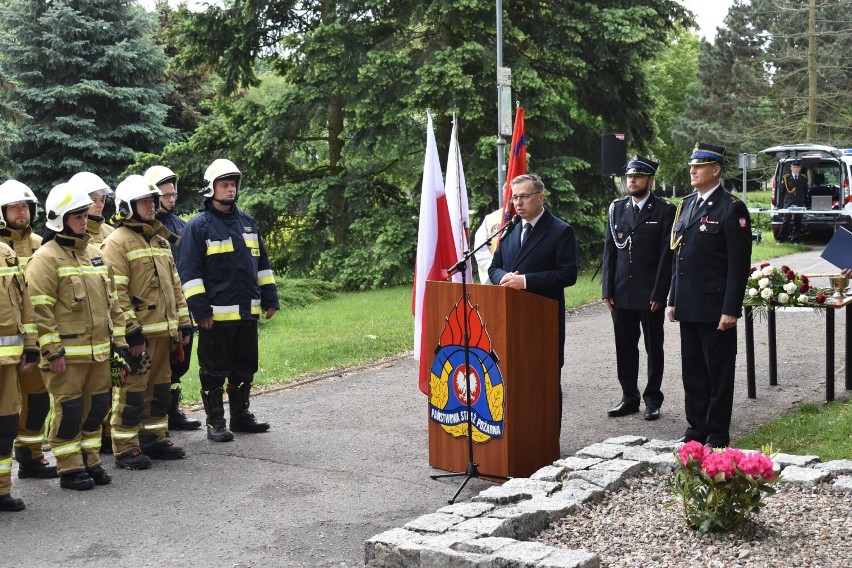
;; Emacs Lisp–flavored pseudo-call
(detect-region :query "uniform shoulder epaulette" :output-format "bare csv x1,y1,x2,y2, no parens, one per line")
730,194,741,203
614,195,630,204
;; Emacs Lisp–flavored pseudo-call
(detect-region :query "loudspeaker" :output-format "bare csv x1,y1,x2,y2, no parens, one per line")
601,133,627,176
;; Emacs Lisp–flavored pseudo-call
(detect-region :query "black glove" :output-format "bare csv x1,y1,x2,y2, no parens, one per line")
110,351,129,388
117,346,153,376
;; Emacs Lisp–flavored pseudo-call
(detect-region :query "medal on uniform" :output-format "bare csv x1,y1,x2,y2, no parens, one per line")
618,232,624,239
699,215,708,232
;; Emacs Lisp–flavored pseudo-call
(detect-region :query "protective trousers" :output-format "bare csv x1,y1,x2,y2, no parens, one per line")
197,322,258,391
0,365,20,496
111,334,172,455
15,366,49,462
170,333,192,385
42,361,111,475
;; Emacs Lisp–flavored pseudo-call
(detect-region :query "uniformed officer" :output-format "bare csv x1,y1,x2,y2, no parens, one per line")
666,142,752,448
0,226,39,511
177,159,279,442
102,175,191,466
27,184,129,489
602,156,675,420
0,181,57,480
146,165,202,432
776,159,808,244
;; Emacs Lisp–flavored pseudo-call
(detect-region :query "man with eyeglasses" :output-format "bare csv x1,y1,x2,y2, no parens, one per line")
144,165,202,432
488,173,578,433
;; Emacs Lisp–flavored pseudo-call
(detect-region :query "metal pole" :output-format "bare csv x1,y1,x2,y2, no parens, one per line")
496,0,505,207
742,155,748,205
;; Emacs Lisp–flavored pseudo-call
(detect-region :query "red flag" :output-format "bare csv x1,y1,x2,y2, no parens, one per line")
500,106,526,232
413,112,457,394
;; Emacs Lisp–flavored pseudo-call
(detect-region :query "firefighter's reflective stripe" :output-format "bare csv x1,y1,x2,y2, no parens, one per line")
182,278,205,299
0,266,17,277
110,426,137,440
114,274,130,286
141,319,178,334
23,323,37,335
0,334,24,357
124,309,137,320
206,238,234,255
141,419,168,431
126,248,173,261
56,266,108,277
250,299,261,315
31,294,55,307
15,433,43,444
257,269,275,286
39,332,60,346
80,434,101,450
52,440,82,457
211,304,241,321
63,342,111,358
177,306,189,318
113,325,126,338
0,457,11,474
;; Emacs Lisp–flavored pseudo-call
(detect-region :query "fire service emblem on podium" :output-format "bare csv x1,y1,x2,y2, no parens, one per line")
428,297,505,442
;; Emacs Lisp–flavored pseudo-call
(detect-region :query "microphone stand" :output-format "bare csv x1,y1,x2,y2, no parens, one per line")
430,218,518,504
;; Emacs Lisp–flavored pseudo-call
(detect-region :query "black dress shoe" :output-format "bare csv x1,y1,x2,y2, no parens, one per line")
607,401,640,417
643,405,661,421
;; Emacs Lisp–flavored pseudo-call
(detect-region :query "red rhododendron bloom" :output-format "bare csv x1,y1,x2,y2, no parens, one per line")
677,440,707,466
738,452,776,481
701,451,737,480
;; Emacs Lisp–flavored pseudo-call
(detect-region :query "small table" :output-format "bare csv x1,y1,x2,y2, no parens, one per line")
744,296,852,402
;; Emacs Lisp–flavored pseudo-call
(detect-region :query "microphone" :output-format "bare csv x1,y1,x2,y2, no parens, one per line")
502,214,522,236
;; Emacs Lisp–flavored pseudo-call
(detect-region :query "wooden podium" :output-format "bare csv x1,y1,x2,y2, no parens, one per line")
425,281,560,479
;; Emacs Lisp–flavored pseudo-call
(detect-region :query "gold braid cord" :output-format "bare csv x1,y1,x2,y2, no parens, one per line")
670,198,686,250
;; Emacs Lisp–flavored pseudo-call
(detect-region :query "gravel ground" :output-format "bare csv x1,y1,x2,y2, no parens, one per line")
536,472,852,568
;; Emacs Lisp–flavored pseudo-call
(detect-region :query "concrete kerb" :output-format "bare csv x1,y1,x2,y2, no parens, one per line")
364,436,852,568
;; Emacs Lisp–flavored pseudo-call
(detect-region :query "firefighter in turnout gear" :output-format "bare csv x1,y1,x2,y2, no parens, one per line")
26,184,129,490
0,181,58,480
145,165,201,431
102,175,191,465
177,159,279,442
0,232,39,511
69,172,115,248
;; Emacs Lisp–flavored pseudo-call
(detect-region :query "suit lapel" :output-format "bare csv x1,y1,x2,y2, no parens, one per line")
514,210,552,268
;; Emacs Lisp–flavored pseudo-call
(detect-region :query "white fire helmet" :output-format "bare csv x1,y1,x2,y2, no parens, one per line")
202,159,242,198
114,175,162,219
144,165,179,190
0,180,39,229
45,183,93,233
68,171,114,198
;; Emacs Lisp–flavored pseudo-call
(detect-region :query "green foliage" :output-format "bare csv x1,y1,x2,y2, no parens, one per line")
0,0,176,193
737,400,852,461
275,276,338,309
138,0,693,289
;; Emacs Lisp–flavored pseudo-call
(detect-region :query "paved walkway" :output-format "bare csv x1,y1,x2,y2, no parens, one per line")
0,249,848,567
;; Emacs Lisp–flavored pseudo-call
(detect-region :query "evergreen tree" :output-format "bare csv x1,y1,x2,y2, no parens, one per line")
0,0,175,193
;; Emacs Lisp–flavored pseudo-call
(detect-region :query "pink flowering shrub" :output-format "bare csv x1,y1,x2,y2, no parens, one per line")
670,444,778,533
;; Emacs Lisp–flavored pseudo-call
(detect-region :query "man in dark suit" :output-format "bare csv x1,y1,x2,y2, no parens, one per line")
488,173,578,425
602,156,675,421
776,159,808,244
667,142,752,448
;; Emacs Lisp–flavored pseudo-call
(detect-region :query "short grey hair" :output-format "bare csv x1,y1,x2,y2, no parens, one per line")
510,173,545,193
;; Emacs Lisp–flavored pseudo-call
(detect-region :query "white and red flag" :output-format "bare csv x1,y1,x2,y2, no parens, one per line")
413,111,457,394
500,106,526,235
444,113,472,283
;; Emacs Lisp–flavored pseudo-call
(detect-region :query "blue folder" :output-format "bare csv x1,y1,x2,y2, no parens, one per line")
820,226,852,270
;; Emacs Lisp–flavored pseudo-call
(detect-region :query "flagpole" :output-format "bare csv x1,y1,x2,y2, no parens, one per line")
496,0,506,207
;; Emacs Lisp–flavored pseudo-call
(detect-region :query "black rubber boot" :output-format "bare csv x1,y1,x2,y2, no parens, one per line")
114,449,153,470
201,388,234,442
82,453,112,485
0,494,25,511
140,436,186,460
227,382,270,433
167,386,202,431
99,429,113,455
59,471,95,491
15,446,58,479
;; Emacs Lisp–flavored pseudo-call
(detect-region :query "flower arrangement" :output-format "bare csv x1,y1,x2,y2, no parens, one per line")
670,441,778,533
744,262,829,312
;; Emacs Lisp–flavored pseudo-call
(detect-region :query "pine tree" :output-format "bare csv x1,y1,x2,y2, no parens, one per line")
0,0,175,193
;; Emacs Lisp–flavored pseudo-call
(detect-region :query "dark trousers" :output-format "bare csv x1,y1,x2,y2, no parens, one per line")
611,307,665,407
777,212,801,242
197,322,259,391
679,321,737,447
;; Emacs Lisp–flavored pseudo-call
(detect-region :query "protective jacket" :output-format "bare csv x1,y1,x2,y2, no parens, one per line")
155,209,186,242
26,234,127,364
0,242,38,364
0,226,42,268
101,220,190,340
86,217,114,249
177,203,278,324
